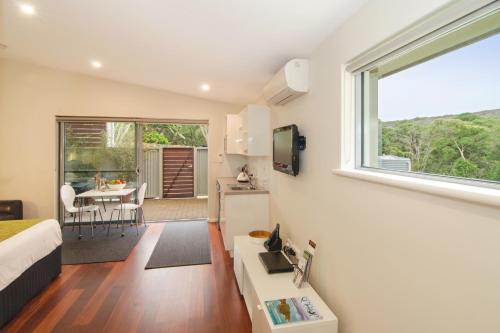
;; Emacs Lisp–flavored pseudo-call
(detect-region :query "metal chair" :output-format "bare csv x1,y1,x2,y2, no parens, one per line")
110,183,147,235
60,185,103,237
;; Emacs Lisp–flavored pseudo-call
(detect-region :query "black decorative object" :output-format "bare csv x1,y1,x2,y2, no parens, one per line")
264,224,282,252
258,251,294,274
0,200,23,221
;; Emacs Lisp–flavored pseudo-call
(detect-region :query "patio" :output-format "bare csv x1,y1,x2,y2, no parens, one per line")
63,197,208,225
143,198,207,221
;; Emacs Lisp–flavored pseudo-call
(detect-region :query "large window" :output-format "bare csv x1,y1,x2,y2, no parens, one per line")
63,121,137,194
355,5,500,187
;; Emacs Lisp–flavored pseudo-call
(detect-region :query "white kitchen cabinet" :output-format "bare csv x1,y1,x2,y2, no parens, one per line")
220,192,269,257
225,104,270,156
225,114,242,154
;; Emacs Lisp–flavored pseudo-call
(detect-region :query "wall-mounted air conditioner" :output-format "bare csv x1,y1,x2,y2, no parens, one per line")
263,59,309,106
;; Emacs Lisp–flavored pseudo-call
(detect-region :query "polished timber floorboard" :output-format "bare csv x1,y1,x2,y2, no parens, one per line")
3,223,252,333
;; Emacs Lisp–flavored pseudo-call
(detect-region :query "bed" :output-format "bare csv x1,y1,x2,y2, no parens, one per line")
0,219,62,328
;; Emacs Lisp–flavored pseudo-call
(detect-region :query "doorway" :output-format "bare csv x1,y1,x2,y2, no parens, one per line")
140,123,209,222
57,118,208,225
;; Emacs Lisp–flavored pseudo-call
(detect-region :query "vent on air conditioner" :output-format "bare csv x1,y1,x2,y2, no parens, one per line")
263,59,309,106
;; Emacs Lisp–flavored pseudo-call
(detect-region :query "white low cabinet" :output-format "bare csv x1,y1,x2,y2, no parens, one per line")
234,236,338,333
220,193,269,257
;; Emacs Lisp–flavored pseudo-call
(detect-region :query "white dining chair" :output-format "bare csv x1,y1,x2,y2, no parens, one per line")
60,184,103,237
110,183,147,235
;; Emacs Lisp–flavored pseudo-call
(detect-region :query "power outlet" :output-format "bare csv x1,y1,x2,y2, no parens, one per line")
285,238,301,258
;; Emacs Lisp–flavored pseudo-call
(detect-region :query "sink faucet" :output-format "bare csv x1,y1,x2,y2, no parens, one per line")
248,173,256,190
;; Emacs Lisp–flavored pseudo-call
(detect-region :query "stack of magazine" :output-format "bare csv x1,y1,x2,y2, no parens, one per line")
265,296,322,325
292,240,316,288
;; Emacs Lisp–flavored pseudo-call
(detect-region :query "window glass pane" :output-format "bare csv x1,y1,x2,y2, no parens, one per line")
360,19,500,184
64,121,137,194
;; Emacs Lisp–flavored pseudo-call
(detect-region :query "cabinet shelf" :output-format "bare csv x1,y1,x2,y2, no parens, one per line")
225,105,271,156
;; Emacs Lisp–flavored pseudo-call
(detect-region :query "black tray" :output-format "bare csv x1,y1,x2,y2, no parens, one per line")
258,251,294,274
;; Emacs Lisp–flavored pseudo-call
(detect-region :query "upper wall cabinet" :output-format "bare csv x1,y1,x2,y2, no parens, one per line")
225,104,270,156
225,113,242,155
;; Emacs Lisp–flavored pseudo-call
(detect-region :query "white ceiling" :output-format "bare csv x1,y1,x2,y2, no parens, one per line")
0,0,367,104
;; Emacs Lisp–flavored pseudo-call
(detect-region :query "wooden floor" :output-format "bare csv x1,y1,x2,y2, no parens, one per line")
2,223,252,333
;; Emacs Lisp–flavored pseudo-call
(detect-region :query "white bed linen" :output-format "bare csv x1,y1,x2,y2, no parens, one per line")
0,219,62,291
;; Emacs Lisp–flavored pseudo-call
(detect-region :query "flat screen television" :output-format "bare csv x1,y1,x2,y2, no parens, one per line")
273,124,303,176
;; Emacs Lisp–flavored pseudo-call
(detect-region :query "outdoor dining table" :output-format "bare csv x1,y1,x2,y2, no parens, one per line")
76,188,136,239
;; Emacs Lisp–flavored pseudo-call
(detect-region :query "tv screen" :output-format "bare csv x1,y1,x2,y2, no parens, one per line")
274,130,293,165
273,125,299,176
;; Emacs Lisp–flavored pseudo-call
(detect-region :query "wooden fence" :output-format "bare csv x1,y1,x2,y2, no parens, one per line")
143,147,208,199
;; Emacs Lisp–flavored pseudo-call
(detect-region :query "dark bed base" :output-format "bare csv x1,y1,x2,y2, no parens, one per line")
0,245,61,328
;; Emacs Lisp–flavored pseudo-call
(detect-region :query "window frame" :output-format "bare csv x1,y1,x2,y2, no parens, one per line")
346,0,500,191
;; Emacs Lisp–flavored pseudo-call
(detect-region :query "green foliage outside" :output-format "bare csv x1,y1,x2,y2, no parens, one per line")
143,131,169,145
142,124,207,146
64,123,137,185
63,122,208,190
380,109,500,182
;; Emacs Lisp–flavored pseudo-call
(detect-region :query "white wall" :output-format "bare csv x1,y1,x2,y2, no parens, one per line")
0,58,245,220
267,1,500,332
247,157,271,189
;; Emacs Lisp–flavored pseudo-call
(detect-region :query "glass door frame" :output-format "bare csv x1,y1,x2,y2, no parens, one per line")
56,116,209,224
57,119,139,225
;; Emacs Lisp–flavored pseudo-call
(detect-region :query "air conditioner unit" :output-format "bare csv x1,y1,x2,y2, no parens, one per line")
263,59,309,106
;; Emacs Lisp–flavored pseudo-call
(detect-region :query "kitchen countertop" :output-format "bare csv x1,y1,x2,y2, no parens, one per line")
217,177,269,195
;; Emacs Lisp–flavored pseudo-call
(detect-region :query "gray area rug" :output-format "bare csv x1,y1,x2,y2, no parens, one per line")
62,224,146,265
145,220,212,269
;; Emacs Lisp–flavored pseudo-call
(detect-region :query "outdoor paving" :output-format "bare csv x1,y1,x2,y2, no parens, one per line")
63,198,208,224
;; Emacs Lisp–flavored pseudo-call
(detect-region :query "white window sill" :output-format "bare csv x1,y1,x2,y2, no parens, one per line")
332,168,500,208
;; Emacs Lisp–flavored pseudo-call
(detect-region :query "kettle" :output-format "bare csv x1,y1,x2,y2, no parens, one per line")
237,164,250,183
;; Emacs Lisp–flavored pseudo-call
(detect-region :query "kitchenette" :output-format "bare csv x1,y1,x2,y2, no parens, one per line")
217,176,269,257
218,104,272,257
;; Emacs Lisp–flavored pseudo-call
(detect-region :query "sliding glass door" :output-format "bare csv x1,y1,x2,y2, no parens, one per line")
62,121,137,193
59,120,138,224
57,118,209,224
